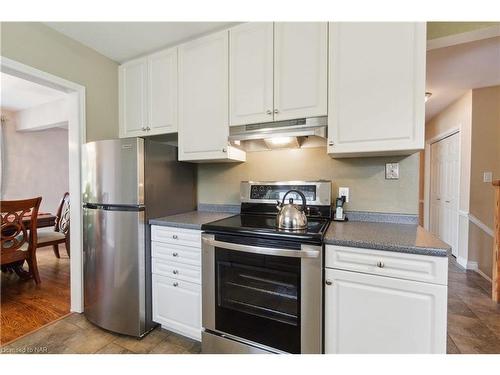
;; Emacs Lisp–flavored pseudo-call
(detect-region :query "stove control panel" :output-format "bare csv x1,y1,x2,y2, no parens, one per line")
241,181,332,207
250,185,316,201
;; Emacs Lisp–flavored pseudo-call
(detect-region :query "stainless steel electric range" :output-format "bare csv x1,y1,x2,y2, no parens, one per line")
201,181,332,354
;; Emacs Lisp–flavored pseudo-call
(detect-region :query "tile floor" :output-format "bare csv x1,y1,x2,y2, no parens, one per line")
0,313,200,354
1,256,498,354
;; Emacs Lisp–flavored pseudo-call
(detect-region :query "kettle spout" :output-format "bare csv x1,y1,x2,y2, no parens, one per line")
276,200,282,211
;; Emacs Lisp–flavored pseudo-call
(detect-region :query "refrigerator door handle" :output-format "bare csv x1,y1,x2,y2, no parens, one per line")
83,203,145,211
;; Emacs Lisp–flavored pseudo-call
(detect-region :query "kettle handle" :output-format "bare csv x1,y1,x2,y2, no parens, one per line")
282,190,307,212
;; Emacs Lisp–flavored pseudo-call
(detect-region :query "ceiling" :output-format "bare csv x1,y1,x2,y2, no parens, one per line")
0,72,67,111
44,22,239,63
426,36,500,121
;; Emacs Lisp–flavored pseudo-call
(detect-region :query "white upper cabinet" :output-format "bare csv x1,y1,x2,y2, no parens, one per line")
274,22,328,121
119,58,148,137
179,31,245,162
229,22,328,126
229,22,274,126
119,47,177,138
147,48,178,135
328,22,426,157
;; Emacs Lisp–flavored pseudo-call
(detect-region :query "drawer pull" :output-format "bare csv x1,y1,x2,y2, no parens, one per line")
172,252,179,257
376,261,385,268
173,282,179,287
172,270,179,275
172,234,178,239
325,280,333,286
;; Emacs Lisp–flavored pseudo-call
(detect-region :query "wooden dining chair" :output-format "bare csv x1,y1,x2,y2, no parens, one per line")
37,192,70,258
1,197,43,284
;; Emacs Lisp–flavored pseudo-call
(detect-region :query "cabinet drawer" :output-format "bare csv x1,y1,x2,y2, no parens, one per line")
325,245,448,286
152,241,201,267
152,274,201,341
151,225,201,248
152,258,201,284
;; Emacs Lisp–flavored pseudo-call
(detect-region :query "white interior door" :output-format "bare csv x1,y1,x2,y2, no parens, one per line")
429,132,459,256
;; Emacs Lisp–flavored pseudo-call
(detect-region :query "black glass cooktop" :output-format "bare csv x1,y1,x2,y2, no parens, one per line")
201,214,330,245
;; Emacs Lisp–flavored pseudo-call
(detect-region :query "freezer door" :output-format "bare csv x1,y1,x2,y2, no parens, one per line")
83,138,144,205
83,206,146,336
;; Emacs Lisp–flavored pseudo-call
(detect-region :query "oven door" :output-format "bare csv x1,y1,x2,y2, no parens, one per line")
201,233,322,354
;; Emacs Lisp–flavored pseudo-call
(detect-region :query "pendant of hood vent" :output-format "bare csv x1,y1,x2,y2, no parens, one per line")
264,136,301,149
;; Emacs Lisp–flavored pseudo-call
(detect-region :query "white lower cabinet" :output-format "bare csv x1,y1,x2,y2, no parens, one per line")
324,245,448,354
152,274,201,341
151,225,202,341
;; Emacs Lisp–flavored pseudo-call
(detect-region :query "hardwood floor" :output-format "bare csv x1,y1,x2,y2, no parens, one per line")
1,252,498,353
1,246,70,345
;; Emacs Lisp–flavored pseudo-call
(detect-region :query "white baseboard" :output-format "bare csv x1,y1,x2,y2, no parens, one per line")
475,268,492,283
456,256,468,269
467,261,478,270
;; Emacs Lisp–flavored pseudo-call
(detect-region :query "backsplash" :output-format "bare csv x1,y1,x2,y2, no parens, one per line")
197,147,419,214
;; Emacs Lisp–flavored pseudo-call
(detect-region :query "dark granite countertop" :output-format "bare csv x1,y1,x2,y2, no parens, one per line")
324,221,450,257
149,211,236,230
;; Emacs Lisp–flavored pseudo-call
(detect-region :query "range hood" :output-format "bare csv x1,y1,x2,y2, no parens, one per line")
229,117,327,142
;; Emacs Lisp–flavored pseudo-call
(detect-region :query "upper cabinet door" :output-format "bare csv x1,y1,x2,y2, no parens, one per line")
273,22,328,121
147,48,178,135
119,58,148,138
179,31,245,162
328,22,426,157
229,22,274,126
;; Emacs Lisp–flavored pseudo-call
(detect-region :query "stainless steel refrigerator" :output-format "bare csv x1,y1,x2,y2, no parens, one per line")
82,138,195,337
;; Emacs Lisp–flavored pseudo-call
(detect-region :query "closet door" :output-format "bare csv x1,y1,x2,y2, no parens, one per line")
229,22,274,126
273,22,328,121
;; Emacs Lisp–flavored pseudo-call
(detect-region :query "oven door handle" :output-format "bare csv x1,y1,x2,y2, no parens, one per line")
202,237,320,258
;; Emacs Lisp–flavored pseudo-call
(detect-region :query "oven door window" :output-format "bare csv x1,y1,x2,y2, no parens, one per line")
215,248,301,353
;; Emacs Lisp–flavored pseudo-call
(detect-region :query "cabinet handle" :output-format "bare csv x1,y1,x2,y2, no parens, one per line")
172,234,178,239
222,147,227,153
146,126,151,131
141,126,146,131
173,282,178,287
173,270,179,275
445,200,450,203
328,140,334,146
266,110,272,115
376,261,385,268
325,280,333,286
172,252,178,257
274,109,279,114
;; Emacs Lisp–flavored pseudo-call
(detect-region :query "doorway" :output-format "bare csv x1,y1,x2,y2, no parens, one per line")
0,57,86,342
429,132,460,257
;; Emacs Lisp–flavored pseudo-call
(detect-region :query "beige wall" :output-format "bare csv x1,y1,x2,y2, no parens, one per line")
198,147,420,214
0,22,118,142
468,85,500,277
1,109,69,212
423,87,500,277
427,22,500,40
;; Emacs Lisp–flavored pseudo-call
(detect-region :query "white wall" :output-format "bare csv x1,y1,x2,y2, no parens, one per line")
1,109,69,212
16,98,68,131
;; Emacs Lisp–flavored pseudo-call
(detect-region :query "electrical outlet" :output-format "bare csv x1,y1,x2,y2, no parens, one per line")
484,171,493,183
385,163,400,180
339,187,349,203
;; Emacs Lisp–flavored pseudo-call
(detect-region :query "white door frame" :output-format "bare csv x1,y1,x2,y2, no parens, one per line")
423,127,461,255
1,56,86,312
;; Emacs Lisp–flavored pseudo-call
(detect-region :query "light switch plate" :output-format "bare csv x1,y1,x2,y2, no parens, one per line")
385,163,400,180
484,171,493,183
339,187,349,203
